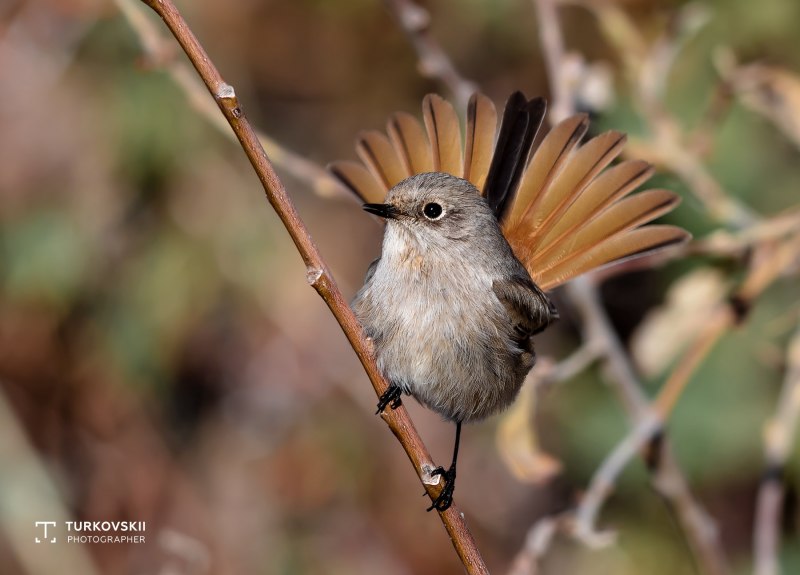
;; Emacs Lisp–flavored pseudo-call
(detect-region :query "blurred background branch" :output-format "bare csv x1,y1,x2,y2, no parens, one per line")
526,1,729,573
755,323,800,575
383,0,477,111
116,0,346,200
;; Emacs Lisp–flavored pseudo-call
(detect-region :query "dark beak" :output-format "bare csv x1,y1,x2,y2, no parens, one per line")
362,203,397,219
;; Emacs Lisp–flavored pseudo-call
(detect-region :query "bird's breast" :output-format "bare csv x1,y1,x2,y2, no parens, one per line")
355,255,529,422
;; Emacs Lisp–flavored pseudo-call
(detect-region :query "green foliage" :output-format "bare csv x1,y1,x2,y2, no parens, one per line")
1,211,90,308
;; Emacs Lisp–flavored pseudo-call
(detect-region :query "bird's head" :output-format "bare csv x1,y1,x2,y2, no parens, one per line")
363,172,496,249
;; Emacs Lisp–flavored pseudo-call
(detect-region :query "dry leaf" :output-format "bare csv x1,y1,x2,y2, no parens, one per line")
631,268,729,377
496,377,562,484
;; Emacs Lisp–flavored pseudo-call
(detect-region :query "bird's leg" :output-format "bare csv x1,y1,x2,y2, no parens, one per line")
376,384,403,414
427,421,462,512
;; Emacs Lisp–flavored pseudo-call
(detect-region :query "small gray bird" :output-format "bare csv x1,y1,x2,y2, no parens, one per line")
331,92,688,511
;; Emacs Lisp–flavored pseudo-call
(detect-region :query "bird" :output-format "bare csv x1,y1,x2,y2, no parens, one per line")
328,92,689,512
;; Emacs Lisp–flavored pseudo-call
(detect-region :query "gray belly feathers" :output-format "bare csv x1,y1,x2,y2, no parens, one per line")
353,256,533,422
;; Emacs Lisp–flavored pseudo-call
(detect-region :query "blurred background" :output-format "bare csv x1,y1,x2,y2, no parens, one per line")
1,0,799,573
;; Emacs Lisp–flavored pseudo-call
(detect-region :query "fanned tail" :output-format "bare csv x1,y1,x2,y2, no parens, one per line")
463,93,498,190
422,94,463,175
388,111,432,175
482,93,546,221
499,119,688,290
533,226,688,290
328,92,690,290
328,161,385,204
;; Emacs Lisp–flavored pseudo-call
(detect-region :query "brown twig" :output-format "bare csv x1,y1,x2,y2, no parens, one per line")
136,1,488,572
384,0,477,111
653,306,733,418
754,323,800,575
690,208,800,259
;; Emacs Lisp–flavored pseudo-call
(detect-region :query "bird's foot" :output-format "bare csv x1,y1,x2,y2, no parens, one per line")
426,464,456,512
376,384,403,414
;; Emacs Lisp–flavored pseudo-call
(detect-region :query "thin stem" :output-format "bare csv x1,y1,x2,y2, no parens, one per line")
384,0,477,111
137,1,488,572
572,409,662,544
654,307,733,418
754,323,800,575
532,0,572,124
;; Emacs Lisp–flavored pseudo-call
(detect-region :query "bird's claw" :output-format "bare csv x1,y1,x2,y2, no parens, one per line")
426,465,456,512
376,385,403,414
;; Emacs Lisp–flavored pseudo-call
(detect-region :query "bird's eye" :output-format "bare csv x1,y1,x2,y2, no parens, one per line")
423,202,444,220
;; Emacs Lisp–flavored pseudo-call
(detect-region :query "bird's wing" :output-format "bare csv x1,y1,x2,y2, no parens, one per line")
329,93,689,291
492,277,558,337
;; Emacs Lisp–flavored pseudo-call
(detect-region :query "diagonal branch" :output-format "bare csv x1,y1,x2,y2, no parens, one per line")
135,1,488,572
